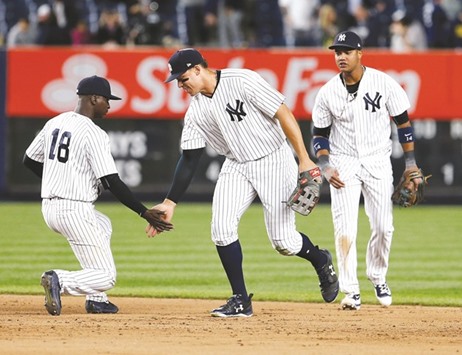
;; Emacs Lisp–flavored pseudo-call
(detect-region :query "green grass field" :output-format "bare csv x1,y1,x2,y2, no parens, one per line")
0,202,460,306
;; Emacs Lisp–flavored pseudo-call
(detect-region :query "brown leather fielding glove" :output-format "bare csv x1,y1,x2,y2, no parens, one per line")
392,168,431,207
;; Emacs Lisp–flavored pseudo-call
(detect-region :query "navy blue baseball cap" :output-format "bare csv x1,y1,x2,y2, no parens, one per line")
76,75,121,100
329,31,363,50
165,48,205,83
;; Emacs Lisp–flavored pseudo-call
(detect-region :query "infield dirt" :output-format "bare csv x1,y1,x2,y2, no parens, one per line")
0,295,460,354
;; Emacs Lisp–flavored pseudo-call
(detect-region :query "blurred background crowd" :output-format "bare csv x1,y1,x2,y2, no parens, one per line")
0,0,461,51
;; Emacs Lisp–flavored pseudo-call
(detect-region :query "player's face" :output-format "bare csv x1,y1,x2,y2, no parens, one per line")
334,49,362,73
176,66,201,96
94,95,110,118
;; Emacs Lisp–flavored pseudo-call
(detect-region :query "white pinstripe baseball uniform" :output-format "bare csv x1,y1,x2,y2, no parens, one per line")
312,67,410,295
181,68,302,254
25,111,118,303
161,49,338,315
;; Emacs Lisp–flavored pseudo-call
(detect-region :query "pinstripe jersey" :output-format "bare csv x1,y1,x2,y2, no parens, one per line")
312,67,410,178
180,69,287,162
25,111,118,202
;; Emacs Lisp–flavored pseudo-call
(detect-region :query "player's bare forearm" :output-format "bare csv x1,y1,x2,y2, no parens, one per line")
275,104,316,171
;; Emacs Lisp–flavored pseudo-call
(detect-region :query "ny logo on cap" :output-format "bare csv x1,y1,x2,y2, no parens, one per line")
338,34,346,42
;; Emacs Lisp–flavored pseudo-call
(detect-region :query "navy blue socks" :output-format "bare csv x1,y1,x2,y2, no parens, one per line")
296,232,327,268
216,240,249,300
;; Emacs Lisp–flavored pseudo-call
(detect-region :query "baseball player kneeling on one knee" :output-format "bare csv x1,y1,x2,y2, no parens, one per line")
24,75,172,316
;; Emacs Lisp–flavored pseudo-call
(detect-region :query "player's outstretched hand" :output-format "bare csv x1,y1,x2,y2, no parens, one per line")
142,208,173,234
145,224,159,237
145,200,177,238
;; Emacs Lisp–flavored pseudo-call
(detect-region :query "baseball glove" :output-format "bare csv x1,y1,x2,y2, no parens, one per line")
285,167,322,216
392,168,431,207
141,209,173,232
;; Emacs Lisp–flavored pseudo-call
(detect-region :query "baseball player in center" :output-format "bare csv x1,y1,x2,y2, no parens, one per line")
148,48,339,317
311,31,423,310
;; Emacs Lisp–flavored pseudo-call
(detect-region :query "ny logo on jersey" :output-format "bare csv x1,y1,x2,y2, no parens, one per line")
226,100,247,122
363,92,382,113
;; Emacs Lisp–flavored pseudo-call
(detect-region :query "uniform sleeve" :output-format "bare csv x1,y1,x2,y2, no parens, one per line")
180,109,207,150
244,70,285,119
23,154,43,177
385,75,411,117
312,87,333,129
87,129,118,179
100,173,147,215
25,126,46,163
166,148,204,203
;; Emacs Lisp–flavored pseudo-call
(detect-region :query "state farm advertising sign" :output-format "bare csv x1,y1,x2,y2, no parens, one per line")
6,47,462,119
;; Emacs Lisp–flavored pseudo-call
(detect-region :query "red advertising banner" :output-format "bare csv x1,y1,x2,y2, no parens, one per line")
6,47,462,119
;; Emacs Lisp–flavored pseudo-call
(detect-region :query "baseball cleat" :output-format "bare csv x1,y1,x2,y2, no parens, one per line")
85,300,119,314
374,283,392,307
210,293,253,318
341,293,361,310
41,271,62,316
315,249,339,303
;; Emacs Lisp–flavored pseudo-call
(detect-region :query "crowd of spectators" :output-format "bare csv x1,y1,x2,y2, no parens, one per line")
0,0,461,50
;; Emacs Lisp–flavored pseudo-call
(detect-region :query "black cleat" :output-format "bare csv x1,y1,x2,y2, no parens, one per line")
211,293,253,318
316,249,339,303
85,300,119,314
41,271,62,316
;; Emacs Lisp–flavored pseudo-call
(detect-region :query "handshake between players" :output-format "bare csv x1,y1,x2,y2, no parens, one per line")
145,199,176,237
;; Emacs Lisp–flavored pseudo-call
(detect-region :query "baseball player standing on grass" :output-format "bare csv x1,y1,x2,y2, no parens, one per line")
311,31,424,310
146,48,339,318
23,75,173,316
